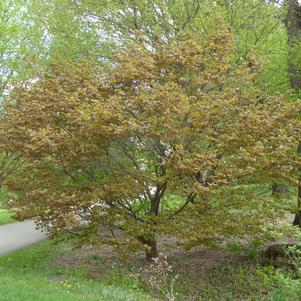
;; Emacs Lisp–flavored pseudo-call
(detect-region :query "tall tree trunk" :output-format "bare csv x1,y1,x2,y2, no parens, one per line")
287,0,301,88
286,0,301,226
293,142,301,227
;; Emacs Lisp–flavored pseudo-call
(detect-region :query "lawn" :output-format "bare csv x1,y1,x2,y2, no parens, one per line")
0,240,153,301
1,236,300,301
0,209,12,225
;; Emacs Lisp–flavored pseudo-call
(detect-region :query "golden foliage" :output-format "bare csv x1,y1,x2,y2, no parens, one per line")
1,30,300,254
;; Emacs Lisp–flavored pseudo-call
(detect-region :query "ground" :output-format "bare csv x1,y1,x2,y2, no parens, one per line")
0,196,300,300
0,240,153,301
1,236,301,301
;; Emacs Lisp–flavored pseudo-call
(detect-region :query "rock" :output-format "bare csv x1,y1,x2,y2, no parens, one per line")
261,244,301,268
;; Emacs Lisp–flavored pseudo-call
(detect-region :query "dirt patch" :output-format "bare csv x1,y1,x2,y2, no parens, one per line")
50,235,271,301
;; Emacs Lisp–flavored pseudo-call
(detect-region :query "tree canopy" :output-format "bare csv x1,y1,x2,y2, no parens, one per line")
1,29,300,258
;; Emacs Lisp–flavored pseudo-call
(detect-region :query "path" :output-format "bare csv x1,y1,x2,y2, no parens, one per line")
0,220,47,255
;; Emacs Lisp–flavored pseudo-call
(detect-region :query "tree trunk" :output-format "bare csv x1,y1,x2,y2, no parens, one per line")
137,235,158,260
293,142,301,227
287,0,301,89
286,1,301,225
145,239,158,260
293,203,301,227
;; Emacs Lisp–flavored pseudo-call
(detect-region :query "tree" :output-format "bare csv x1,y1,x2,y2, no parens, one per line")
0,0,29,95
64,0,293,199
26,0,107,61
285,0,301,226
69,0,292,195
70,0,204,45
70,0,288,87
1,31,300,259
0,0,111,194
0,0,41,191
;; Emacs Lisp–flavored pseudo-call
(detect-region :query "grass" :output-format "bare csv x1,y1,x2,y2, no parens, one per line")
0,240,153,301
1,236,301,301
0,209,12,225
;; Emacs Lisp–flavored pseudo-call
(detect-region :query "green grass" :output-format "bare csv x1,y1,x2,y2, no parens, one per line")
0,240,153,301
0,209,12,225
1,237,301,301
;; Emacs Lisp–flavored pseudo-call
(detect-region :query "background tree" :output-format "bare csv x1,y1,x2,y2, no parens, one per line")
1,30,300,259
0,0,28,95
285,0,301,226
68,0,288,87
0,0,38,191
26,0,108,61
